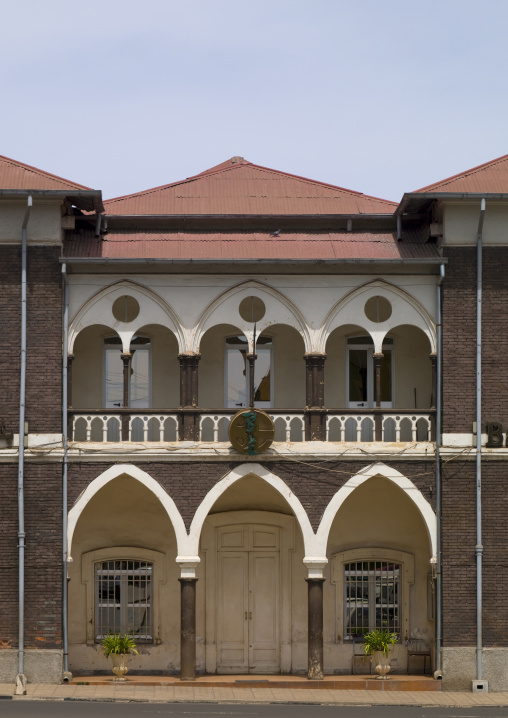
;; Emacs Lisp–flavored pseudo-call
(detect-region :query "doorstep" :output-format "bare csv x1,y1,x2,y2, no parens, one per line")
71,674,441,691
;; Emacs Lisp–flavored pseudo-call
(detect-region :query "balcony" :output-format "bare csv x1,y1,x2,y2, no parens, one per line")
70,408,435,444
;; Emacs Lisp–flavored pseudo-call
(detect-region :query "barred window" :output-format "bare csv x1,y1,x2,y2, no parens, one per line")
344,560,400,637
95,560,153,643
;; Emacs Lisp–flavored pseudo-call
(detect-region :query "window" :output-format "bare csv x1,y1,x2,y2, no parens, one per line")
104,336,151,409
347,336,394,409
94,559,153,642
225,335,273,408
331,548,414,642
344,560,400,637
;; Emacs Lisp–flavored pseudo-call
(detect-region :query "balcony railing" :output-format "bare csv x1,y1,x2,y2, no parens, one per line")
70,408,435,444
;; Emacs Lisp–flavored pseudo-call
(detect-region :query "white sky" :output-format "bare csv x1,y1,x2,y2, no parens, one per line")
1,0,507,202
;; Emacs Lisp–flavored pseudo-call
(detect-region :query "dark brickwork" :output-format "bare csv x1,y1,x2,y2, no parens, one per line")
0,246,62,434
67,459,435,532
443,246,508,433
0,463,62,649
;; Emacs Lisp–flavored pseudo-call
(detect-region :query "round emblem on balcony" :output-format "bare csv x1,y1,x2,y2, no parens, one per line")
229,409,275,455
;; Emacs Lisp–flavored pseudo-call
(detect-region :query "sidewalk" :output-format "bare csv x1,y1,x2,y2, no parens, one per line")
1,682,508,707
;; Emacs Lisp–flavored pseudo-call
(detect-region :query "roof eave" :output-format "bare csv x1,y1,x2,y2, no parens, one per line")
0,188,104,214
396,191,508,216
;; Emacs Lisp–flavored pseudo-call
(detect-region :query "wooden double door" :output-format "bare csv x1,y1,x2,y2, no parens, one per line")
216,524,280,674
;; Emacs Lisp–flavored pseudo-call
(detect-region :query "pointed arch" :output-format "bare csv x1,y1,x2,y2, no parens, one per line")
316,461,437,558
186,463,318,557
319,279,437,354
192,280,313,353
67,464,188,558
68,279,185,354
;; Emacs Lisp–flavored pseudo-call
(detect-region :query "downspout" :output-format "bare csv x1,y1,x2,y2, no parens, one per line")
61,263,71,682
16,196,32,693
435,261,445,677
476,199,486,683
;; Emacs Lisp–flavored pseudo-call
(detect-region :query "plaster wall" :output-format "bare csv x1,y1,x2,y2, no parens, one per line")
324,477,433,674
325,325,432,409
0,200,63,244
443,202,508,245
67,274,437,356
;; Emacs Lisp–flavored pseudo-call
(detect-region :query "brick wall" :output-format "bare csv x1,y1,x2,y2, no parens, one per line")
0,246,62,434
67,459,435,533
0,463,62,649
443,246,508,433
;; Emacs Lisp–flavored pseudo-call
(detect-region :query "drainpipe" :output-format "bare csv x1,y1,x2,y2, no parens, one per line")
476,199,486,683
61,263,72,682
16,196,32,694
435,261,445,677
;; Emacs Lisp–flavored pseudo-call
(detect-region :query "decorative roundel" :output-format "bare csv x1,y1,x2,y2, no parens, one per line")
229,409,275,455
112,295,140,323
364,296,392,323
239,296,266,323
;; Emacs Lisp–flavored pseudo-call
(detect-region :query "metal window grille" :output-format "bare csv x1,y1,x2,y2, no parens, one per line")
344,561,400,637
95,560,153,642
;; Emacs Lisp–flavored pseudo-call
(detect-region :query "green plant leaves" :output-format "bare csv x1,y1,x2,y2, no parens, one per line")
99,634,139,657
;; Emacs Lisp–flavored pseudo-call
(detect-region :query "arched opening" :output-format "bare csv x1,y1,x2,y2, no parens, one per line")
196,466,311,675
324,475,434,675
68,473,180,675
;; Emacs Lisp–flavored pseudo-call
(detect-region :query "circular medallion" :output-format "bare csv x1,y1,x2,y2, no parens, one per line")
229,409,275,455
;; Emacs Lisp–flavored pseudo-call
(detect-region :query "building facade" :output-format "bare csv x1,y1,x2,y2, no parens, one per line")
0,153,507,690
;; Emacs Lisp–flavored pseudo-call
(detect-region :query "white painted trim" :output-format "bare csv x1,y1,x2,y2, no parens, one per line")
320,279,437,354
187,463,318,558
192,279,313,354
68,279,185,354
316,461,437,558
67,464,188,559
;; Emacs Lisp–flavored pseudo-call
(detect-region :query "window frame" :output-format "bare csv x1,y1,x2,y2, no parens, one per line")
331,547,414,643
224,334,274,409
82,546,165,646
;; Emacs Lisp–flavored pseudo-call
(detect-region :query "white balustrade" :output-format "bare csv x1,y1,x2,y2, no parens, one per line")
326,413,432,442
71,414,179,442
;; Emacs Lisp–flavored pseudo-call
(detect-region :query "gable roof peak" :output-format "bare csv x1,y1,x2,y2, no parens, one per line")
415,152,508,193
0,153,91,191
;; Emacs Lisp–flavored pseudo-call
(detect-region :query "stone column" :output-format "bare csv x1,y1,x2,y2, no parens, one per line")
304,354,326,441
373,353,383,441
178,353,201,441
177,559,200,681
120,353,132,441
179,578,198,680
246,352,257,408
304,559,327,680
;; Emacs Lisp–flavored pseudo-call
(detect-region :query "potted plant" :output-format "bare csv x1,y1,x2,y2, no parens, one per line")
99,634,139,681
363,629,398,679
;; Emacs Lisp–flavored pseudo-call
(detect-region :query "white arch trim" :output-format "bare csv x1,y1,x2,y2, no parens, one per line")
192,279,313,353
187,463,319,558
316,461,437,558
67,464,188,559
319,279,437,353
68,279,185,354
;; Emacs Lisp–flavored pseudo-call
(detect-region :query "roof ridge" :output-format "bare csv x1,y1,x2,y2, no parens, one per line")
104,159,396,207
415,153,508,192
0,153,91,190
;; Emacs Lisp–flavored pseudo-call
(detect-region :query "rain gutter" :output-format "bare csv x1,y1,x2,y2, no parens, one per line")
435,262,445,676
16,195,32,693
61,263,71,681
60,257,446,267
475,199,486,683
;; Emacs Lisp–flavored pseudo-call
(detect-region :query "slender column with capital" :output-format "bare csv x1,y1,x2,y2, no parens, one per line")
179,577,198,680
120,353,132,441
304,354,326,441
67,355,74,439
306,577,325,679
178,353,201,441
373,353,383,441
430,353,437,440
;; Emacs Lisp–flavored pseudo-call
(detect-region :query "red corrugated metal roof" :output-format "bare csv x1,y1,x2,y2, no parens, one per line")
64,229,438,261
103,158,397,216
415,153,508,193
0,154,91,191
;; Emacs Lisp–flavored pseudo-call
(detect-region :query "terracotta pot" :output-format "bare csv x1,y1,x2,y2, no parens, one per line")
372,650,391,678
111,652,132,681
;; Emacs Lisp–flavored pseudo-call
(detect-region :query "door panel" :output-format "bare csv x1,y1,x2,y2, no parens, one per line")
249,552,280,672
217,553,249,672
